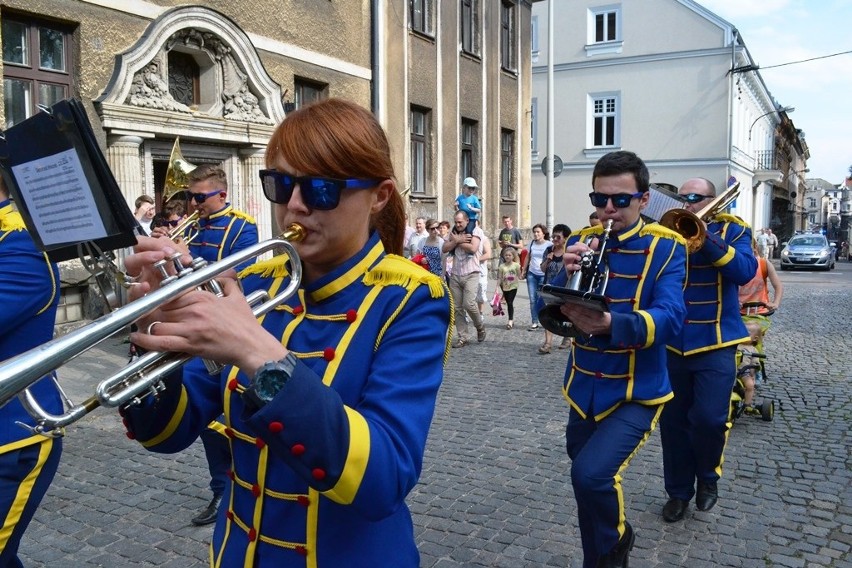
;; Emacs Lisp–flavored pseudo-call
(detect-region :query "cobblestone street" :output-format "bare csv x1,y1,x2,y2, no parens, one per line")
18,262,852,567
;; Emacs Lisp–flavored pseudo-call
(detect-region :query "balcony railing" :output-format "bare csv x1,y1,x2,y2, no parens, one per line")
755,151,779,171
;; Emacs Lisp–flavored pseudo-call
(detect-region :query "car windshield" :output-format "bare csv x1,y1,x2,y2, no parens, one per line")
790,237,825,247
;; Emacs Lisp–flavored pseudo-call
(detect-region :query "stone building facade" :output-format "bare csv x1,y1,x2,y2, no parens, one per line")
1,0,536,321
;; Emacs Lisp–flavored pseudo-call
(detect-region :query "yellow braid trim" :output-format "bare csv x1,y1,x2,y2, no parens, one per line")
238,255,291,279
641,223,686,245
230,209,256,224
712,213,750,228
0,209,26,232
362,254,446,299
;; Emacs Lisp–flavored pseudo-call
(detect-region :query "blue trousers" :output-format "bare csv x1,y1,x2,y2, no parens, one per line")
0,438,62,567
660,346,737,500
526,272,545,325
200,424,230,497
566,403,662,568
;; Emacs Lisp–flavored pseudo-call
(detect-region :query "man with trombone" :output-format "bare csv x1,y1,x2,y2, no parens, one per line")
659,177,757,523
0,178,63,565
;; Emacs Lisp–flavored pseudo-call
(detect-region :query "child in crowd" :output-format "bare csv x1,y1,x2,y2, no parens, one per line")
498,247,521,329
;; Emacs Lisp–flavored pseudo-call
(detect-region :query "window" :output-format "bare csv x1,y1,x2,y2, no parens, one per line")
461,0,479,55
500,129,514,199
2,16,73,128
410,106,431,195
410,0,433,35
530,97,538,157
531,15,539,62
591,94,618,148
586,5,623,56
294,77,327,109
500,1,516,71
594,8,618,43
168,51,199,108
460,118,477,181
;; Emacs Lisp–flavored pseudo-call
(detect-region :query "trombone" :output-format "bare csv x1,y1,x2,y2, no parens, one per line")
659,182,741,253
0,224,305,437
161,138,200,244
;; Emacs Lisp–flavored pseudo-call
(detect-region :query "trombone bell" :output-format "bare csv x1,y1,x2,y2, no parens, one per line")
163,138,197,203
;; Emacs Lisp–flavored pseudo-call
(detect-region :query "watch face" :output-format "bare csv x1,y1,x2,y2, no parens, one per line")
255,364,292,402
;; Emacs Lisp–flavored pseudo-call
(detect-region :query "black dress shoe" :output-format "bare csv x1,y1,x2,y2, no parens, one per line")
662,498,688,522
191,494,222,526
696,481,718,511
596,521,635,567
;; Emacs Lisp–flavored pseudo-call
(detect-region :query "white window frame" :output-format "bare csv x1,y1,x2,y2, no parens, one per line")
531,15,539,63
410,0,434,36
530,97,539,160
585,5,623,57
585,92,620,158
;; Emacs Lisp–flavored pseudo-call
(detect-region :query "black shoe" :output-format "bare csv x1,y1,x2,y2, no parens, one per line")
191,495,222,526
596,522,635,567
662,498,688,522
696,481,718,511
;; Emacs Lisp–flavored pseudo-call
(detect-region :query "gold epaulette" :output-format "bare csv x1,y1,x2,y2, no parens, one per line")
238,254,291,279
363,254,446,299
0,209,26,232
712,213,750,228
642,222,687,245
230,210,256,224
574,226,602,240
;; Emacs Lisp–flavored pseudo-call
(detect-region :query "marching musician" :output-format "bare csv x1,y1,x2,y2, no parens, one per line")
160,164,262,526
553,151,686,568
0,178,63,565
120,98,451,566
660,177,757,522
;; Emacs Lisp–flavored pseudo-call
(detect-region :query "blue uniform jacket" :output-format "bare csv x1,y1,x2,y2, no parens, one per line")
122,232,452,567
666,214,757,356
556,219,687,421
189,204,258,272
0,201,62,448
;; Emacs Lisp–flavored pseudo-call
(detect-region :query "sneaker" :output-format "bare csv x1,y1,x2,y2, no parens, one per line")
528,323,540,330
451,338,468,348
477,327,486,342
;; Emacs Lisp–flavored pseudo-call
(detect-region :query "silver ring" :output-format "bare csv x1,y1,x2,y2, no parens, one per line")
146,321,163,335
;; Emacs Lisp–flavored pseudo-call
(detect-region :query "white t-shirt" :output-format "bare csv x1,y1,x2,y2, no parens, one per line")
527,240,552,277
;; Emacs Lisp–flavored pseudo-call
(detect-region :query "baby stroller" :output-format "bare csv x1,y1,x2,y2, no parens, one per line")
730,301,775,422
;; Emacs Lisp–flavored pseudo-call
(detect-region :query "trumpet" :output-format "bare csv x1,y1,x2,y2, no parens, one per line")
538,220,613,338
0,224,305,437
659,182,740,253
167,209,201,245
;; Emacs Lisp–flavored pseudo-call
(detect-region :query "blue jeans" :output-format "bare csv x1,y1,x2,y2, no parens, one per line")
526,272,545,324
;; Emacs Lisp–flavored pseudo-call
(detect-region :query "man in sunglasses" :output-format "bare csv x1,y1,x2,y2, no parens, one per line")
184,164,259,527
660,177,757,524
550,150,687,567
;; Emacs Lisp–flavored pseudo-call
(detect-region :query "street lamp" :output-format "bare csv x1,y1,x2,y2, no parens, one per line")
748,105,795,141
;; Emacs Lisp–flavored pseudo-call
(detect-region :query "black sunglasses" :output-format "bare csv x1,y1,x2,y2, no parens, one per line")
190,190,224,204
259,170,381,210
589,191,644,208
681,193,714,204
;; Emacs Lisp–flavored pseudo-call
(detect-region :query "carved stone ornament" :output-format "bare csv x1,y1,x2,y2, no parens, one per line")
126,55,191,113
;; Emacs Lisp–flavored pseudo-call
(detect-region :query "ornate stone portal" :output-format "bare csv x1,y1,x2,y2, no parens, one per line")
96,6,284,240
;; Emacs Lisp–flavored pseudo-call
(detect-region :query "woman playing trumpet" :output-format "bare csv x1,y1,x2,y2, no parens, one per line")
121,99,451,567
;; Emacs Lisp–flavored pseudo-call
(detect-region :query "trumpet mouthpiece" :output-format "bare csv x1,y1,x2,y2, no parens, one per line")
281,223,307,242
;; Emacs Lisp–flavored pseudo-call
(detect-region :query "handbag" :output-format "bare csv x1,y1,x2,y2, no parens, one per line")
491,290,504,316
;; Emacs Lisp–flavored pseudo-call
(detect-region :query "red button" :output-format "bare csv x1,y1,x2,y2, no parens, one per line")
346,309,358,323
125,431,135,440
248,528,257,541
295,545,308,556
312,468,326,481
226,511,235,521
255,438,266,449
268,421,284,433
252,484,261,497
323,347,335,361
297,495,310,507
292,305,304,315
291,444,305,456
224,428,235,438
228,379,238,391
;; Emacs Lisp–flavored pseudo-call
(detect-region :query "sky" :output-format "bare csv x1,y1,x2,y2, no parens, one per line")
698,0,852,184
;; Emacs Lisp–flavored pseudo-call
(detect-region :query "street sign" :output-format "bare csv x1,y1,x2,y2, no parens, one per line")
541,155,563,177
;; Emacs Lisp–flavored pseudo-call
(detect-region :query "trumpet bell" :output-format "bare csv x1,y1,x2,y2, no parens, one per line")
163,138,197,203
659,182,741,253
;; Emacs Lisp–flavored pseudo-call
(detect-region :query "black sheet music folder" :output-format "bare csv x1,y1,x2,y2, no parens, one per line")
0,98,137,262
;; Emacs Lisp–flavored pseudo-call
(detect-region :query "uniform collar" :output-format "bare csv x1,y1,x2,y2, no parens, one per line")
613,217,644,243
206,204,232,221
307,231,384,302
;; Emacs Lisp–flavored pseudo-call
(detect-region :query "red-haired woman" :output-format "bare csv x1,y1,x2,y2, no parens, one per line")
122,99,451,567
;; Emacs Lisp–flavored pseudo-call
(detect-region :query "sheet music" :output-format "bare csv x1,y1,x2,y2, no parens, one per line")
11,148,107,246
644,185,685,221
